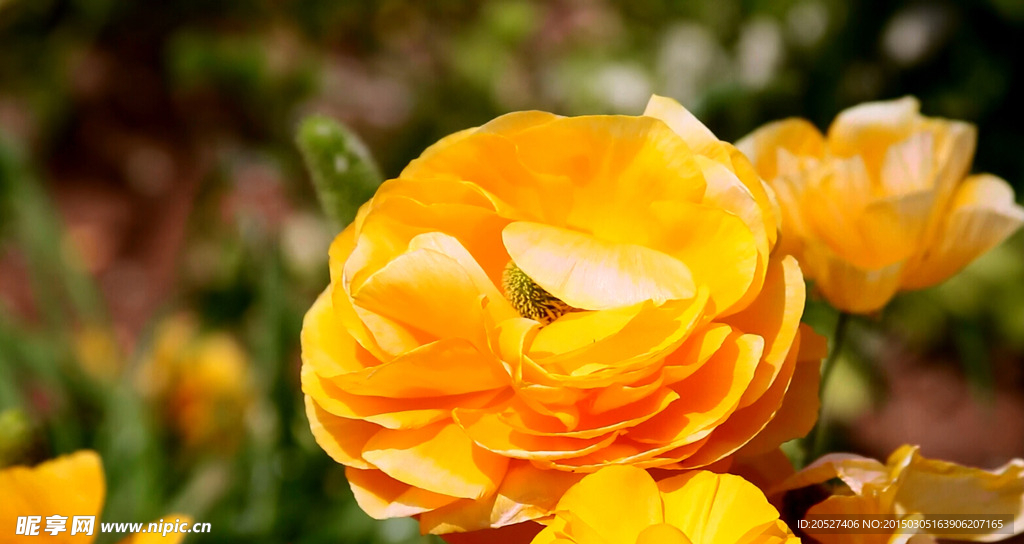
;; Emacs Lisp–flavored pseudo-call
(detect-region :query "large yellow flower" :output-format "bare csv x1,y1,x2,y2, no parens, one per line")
0,451,190,543
302,95,823,533
738,97,1024,313
775,445,1024,544
532,465,798,544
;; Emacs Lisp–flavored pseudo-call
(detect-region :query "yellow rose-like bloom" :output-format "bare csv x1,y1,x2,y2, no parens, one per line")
775,445,1024,544
302,95,824,533
0,450,190,543
532,465,798,544
738,97,1024,313
137,315,252,450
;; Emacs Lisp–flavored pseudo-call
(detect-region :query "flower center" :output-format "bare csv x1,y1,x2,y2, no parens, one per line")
501,261,577,325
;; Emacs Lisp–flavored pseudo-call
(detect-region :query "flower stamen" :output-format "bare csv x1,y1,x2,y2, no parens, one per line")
501,261,577,325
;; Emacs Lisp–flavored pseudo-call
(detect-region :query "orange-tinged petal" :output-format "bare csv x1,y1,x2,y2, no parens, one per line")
503,221,696,311
629,332,763,446
724,255,805,408
362,422,509,500
554,465,663,544
353,246,495,347
346,467,460,519
325,338,509,398
738,324,826,455
676,331,800,469
423,461,583,533
401,130,574,225
453,409,620,461
659,471,784,544
302,365,506,429
528,295,708,381
305,396,379,469
302,288,379,378
0,451,105,544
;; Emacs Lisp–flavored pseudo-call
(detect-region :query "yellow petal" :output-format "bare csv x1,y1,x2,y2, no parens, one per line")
645,200,761,315
503,221,695,311
636,524,693,544
736,118,826,181
643,94,718,152
0,451,105,544
801,240,904,314
554,466,663,544
772,453,889,496
505,115,707,240
362,422,509,500
346,467,460,519
659,471,784,544
892,446,1024,541
827,96,921,175
902,174,1024,289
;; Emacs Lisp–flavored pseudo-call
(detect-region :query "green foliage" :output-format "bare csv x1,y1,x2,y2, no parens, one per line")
297,116,383,228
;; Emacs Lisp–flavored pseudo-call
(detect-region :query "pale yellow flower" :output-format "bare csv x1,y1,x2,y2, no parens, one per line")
738,97,1024,313
776,445,1024,544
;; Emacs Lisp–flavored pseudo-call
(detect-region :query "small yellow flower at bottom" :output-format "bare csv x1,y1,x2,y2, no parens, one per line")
0,450,190,543
531,465,797,544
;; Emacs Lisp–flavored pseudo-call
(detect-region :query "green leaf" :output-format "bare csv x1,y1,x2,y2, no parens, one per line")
296,115,383,227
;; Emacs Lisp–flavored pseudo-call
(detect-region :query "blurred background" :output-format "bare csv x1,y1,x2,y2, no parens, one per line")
1,0,1023,542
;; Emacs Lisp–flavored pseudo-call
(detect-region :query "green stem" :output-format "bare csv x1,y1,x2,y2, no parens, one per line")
806,312,851,462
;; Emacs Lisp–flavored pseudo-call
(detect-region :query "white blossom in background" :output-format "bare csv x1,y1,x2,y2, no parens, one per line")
737,16,784,89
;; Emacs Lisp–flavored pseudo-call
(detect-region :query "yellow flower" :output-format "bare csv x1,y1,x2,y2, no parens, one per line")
532,465,797,544
302,95,824,533
0,450,190,543
775,445,1024,544
738,97,1024,313
137,315,251,450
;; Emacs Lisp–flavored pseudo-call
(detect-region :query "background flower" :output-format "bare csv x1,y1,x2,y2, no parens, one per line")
738,97,1024,314
0,450,190,543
